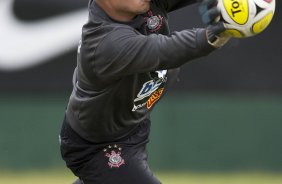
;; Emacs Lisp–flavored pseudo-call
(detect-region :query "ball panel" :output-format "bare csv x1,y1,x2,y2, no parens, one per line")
253,0,275,9
223,0,250,25
225,29,245,38
252,12,274,34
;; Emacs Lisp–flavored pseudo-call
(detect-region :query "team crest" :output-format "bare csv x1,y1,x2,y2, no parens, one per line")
103,144,125,168
145,11,164,32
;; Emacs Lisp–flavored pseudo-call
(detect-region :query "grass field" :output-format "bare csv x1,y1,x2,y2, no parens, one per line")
1,169,282,184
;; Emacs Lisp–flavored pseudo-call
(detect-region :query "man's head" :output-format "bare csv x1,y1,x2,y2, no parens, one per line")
96,0,151,22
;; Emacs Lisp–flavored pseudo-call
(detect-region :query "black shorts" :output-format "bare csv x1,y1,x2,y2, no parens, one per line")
59,117,161,184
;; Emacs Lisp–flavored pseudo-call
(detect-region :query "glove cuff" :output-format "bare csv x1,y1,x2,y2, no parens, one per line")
208,33,231,48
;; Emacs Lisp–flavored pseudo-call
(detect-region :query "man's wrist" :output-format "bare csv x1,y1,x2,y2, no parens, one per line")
207,33,231,48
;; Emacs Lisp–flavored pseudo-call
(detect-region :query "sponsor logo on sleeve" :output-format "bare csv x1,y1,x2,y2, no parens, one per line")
132,70,167,112
146,88,164,109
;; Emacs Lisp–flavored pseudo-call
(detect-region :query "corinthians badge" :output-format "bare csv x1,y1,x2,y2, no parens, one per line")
145,11,163,32
103,144,125,168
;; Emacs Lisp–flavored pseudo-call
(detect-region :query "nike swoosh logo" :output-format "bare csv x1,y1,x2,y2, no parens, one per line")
0,0,88,71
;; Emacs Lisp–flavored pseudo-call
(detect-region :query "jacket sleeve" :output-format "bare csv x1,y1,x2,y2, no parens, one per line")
91,26,215,81
155,0,199,12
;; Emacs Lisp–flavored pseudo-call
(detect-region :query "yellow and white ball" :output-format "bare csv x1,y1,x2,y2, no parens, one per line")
217,0,276,38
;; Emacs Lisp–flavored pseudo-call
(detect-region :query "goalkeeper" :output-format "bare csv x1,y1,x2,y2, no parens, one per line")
59,0,230,183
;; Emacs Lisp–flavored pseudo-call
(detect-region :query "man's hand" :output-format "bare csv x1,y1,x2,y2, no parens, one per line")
199,0,230,48
206,22,230,48
199,0,220,24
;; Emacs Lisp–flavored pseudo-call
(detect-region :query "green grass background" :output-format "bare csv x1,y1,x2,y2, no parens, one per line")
1,93,282,183
1,170,282,184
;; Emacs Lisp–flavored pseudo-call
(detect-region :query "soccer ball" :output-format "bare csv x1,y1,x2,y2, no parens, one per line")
217,0,276,38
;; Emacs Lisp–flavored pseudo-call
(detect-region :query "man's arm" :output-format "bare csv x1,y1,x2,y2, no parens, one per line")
88,26,214,81
155,0,199,12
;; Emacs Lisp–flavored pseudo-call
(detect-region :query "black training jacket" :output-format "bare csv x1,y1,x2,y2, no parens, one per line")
65,0,216,142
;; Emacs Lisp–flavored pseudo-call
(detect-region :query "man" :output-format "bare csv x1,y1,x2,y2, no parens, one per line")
59,0,230,183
